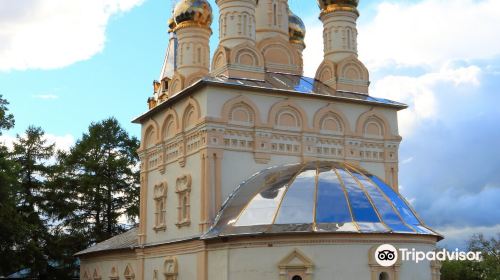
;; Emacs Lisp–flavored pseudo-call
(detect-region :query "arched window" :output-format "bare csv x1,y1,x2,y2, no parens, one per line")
154,183,167,231
379,272,390,280
347,28,352,49
292,276,303,280
176,175,192,228
273,2,277,26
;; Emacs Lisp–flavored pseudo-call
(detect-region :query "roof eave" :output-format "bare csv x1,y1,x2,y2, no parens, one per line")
132,78,408,124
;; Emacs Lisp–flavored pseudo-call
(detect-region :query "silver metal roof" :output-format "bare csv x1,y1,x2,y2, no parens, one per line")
133,72,407,124
203,73,406,107
203,161,440,239
75,228,138,256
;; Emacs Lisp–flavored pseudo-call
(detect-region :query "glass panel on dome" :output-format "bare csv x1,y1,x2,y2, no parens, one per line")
351,172,415,233
356,222,389,232
235,185,287,226
316,170,353,224
414,225,436,235
337,169,380,223
294,77,314,93
368,175,430,234
275,169,317,224
208,164,302,236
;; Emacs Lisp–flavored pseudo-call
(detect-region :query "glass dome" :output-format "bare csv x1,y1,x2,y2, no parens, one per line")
203,161,440,239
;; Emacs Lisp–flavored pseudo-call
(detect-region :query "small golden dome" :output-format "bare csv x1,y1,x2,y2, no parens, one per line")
173,0,213,29
317,0,359,15
288,9,306,46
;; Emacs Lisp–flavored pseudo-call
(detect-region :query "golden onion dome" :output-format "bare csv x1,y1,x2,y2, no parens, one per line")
288,9,306,46
317,0,359,15
167,17,177,31
173,0,213,28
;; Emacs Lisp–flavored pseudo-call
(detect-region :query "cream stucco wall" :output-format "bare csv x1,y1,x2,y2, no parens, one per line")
207,242,435,280
138,85,404,247
80,252,137,280
80,236,438,280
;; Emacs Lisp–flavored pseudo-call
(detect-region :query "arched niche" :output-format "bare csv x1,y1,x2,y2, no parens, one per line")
268,101,308,131
313,105,351,135
356,111,393,139
141,119,160,150
337,55,369,82
161,109,180,141
185,70,207,87
93,267,102,280
82,269,91,280
315,60,336,84
257,36,301,74
211,45,229,72
123,264,135,280
221,96,262,126
229,42,265,68
168,73,185,97
163,256,179,280
182,98,201,131
109,266,119,280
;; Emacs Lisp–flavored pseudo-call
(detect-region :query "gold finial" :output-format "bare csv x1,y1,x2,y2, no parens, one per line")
317,0,359,16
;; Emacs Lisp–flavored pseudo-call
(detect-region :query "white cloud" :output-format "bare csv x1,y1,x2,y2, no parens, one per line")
437,224,500,249
0,0,144,72
304,0,500,75
33,94,59,100
0,133,74,152
358,0,500,69
303,19,324,78
371,65,481,135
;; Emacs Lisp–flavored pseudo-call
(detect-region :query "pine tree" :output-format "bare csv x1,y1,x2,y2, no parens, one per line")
10,126,56,278
56,118,140,245
0,94,25,277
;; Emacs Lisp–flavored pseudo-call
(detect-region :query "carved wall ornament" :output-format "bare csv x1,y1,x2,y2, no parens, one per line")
164,256,179,280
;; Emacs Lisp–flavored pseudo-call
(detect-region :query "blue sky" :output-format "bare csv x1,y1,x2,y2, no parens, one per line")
1,0,499,249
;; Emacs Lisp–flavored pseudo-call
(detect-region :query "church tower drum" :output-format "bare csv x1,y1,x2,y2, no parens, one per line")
169,0,213,95
315,0,370,93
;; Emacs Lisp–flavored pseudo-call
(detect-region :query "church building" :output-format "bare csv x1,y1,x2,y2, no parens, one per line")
77,0,442,279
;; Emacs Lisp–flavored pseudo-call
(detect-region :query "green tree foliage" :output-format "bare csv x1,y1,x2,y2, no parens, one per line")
441,233,500,280
0,95,25,276
0,94,14,134
0,95,139,278
55,118,140,246
10,126,56,278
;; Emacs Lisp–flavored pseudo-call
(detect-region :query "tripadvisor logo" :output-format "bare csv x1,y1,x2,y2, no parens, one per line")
375,244,399,267
374,244,482,267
